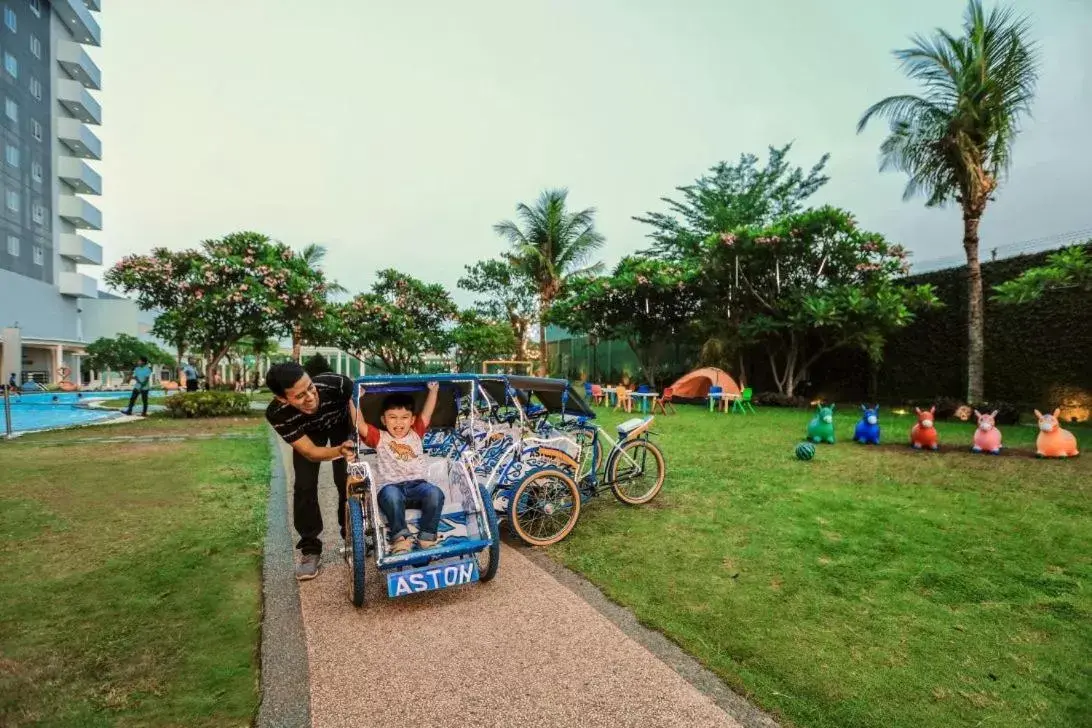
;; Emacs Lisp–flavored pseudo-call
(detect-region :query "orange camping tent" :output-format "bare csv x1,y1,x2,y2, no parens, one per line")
669,367,740,399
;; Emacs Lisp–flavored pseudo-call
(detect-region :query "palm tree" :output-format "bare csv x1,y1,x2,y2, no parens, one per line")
494,189,605,376
292,244,346,362
857,0,1038,403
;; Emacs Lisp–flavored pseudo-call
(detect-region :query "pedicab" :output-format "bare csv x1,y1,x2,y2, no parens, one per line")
456,376,667,547
344,375,501,608
517,380,666,509
418,374,590,547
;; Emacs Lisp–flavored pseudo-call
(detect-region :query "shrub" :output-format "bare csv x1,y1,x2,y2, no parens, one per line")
163,391,251,418
303,353,332,378
932,396,965,420
753,392,810,408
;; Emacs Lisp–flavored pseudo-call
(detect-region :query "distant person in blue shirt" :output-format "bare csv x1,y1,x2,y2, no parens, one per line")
182,359,199,392
123,357,154,416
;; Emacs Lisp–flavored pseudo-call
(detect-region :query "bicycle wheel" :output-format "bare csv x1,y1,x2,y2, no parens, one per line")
476,483,501,582
508,469,582,547
607,440,665,505
346,498,367,607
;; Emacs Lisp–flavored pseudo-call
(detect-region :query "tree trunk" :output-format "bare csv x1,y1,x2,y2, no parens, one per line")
291,325,302,363
963,212,985,403
537,311,548,377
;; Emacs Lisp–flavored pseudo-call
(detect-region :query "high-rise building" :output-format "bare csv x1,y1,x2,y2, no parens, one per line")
0,0,101,385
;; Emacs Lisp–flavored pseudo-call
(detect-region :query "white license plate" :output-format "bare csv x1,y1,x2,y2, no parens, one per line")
386,559,479,598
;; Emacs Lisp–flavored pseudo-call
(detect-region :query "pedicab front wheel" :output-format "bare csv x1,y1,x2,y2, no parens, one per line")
507,469,581,547
476,484,501,582
607,440,666,505
346,498,367,607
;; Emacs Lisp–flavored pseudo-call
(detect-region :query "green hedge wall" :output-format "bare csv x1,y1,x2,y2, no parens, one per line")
811,243,1092,409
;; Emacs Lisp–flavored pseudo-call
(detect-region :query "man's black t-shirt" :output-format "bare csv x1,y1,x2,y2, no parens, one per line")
266,372,353,444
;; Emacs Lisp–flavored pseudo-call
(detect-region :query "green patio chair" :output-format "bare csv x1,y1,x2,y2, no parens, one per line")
731,387,756,414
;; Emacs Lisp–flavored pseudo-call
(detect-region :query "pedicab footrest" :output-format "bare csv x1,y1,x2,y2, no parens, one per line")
376,537,493,570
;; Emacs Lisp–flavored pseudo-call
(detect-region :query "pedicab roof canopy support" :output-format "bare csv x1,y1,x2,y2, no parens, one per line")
350,373,595,429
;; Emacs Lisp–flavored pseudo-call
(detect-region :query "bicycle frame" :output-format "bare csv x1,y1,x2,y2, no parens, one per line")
536,414,656,497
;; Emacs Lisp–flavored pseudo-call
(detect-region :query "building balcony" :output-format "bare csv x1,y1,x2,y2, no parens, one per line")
57,157,102,195
57,118,102,160
57,41,102,90
57,80,102,126
60,233,103,265
59,196,102,230
59,271,99,299
54,0,101,47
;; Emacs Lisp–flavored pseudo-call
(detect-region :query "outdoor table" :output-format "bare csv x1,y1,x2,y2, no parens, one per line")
630,392,656,414
603,388,617,407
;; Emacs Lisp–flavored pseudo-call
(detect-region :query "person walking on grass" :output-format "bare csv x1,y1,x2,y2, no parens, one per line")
123,357,153,416
182,358,199,392
265,361,354,581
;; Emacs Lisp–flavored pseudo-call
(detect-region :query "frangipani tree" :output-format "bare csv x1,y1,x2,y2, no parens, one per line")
703,207,939,396
106,232,331,382
335,269,457,374
548,257,702,386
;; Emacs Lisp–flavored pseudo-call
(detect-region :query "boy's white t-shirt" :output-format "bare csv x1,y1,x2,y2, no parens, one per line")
364,419,428,486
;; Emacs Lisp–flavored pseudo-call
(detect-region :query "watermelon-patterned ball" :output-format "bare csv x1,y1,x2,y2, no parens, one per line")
795,442,816,461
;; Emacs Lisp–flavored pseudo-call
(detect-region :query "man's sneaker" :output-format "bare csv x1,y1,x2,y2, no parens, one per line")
296,553,321,581
417,538,439,550
390,536,414,554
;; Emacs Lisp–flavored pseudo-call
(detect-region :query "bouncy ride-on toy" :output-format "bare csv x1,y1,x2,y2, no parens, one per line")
343,376,501,608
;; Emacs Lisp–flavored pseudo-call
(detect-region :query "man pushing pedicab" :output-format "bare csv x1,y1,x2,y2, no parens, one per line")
265,362,355,581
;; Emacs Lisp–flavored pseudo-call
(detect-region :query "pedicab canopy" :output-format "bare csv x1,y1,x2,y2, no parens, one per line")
351,373,594,430
668,367,740,400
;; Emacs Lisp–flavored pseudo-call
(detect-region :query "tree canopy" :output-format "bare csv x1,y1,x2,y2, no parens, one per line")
548,257,702,386
83,334,174,375
106,232,333,380
700,206,940,395
458,258,536,360
334,269,457,374
635,143,830,261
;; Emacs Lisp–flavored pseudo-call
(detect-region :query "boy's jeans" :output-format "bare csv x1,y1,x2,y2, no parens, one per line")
378,479,445,542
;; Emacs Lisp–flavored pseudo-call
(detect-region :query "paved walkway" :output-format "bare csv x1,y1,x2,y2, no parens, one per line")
277,443,750,728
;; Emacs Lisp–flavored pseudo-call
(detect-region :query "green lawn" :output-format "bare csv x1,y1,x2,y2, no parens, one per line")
0,417,269,727
552,405,1091,728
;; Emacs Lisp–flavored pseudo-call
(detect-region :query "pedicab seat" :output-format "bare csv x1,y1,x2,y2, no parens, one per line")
617,416,653,441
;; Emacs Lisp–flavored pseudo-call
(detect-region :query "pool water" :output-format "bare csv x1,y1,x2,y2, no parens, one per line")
2,391,164,434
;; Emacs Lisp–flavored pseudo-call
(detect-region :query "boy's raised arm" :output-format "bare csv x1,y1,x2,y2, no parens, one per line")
349,399,369,439
421,381,439,428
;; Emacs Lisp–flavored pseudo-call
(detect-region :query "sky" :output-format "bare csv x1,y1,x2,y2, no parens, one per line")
93,0,1092,304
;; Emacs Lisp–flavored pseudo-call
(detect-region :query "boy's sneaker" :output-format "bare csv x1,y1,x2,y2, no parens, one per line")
296,553,321,581
417,538,438,550
390,536,414,554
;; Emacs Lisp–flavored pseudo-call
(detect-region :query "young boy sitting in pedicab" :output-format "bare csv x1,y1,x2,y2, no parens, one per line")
350,381,445,554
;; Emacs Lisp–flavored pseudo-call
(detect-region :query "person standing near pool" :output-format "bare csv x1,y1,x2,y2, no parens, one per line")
265,361,354,581
123,357,153,416
182,358,199,392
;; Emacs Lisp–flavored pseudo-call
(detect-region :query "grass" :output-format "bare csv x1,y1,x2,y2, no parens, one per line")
0,416,269,727
551,405,1091,728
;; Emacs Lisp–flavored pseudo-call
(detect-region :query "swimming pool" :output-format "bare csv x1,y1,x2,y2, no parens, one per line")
1,391,165,434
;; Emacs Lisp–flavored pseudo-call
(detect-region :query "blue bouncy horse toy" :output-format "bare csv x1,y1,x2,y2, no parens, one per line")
853,404,881,445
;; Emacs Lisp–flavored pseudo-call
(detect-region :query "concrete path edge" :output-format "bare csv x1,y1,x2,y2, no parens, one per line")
257,428,311,728
519,547,782,728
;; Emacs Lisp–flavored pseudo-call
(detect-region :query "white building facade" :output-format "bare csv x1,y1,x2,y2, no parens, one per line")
0,0,101,386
